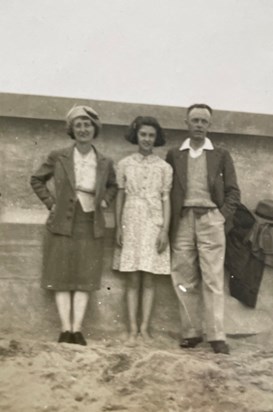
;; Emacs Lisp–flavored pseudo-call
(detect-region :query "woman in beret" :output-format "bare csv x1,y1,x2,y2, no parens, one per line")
113,116,172,345
31,105,117,345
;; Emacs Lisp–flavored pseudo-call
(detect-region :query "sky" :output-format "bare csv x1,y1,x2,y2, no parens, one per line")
0,0,273,114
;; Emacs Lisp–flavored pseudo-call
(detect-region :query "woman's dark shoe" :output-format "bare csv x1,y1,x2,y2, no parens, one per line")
58,331,73,343
180,337,203,348
73,332,87,346
210,340,230,354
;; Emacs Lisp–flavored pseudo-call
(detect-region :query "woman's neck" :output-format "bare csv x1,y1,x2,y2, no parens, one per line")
75,142,93,155
138,148,153,157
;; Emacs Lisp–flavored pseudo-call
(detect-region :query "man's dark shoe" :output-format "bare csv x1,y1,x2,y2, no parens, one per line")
73,332,87,346
210,340,230,354
58,331,73,344
180,337,203,348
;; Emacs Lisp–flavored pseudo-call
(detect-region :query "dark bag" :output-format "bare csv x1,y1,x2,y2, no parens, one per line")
226,204,264,308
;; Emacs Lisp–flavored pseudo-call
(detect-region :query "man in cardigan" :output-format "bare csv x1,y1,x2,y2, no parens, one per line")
166,104,240,354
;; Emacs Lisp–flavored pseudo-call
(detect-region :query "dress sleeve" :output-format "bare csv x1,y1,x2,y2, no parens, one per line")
161,163,173,200
116,159,126,189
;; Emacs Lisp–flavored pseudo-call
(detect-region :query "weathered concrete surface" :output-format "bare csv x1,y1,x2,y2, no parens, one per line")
1,222,273,343
1,91,273,136
224,267,273,337
1,92,273,342
1,117,273,217
0,223,180,339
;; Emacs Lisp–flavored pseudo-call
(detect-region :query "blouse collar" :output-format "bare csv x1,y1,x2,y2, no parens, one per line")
133,152,157,163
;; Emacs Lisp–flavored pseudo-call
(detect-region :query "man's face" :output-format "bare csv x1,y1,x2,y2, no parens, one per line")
186,108,211,142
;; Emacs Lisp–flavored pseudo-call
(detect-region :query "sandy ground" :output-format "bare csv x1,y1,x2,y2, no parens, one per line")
0,332,273,412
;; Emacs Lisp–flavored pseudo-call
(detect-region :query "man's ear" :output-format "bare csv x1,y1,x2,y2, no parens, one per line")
185,118,188,128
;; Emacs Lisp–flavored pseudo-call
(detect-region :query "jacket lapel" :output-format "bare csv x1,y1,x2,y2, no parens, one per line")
59,145,76,190
206,149,221,189
173,150,188,191
59,144,108,201
94,148,108,203
173,147,222,191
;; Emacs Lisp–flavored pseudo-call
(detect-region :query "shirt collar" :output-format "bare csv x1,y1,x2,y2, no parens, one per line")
74,146,95,161
133,152,157,163
179,137,214,159
179,137,214,152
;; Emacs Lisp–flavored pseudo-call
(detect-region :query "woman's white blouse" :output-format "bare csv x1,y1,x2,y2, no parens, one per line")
73,147,97,212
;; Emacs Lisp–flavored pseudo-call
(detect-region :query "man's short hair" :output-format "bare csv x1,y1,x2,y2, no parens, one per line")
187,104,213,116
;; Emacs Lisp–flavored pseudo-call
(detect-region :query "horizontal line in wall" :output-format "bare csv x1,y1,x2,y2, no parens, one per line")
0,208,115,228
0,242,41,246
0,277,40,281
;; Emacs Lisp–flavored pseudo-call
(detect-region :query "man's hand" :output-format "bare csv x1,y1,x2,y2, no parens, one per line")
101,199,108,209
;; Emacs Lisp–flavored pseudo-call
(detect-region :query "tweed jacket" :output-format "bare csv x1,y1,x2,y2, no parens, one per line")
30,144,117,238
166,145,241,238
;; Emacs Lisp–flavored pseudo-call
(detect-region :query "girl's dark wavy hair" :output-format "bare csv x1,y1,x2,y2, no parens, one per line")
125,116,166,147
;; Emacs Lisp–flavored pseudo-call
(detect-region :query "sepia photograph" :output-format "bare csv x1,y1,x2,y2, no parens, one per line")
0,1,273,411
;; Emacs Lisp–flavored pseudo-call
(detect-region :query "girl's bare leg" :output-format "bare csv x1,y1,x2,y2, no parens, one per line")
140,272,155,340
127,272,141,343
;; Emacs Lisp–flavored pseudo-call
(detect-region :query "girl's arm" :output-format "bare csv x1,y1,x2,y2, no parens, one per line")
103,159,118,206
115,188,125,247
156,195,171,254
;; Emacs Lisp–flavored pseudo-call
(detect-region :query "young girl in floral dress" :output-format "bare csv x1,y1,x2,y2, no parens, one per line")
113,116,172,344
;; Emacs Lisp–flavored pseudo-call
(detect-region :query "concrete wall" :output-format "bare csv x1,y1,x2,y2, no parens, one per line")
1,93,273,342
2,116,273,217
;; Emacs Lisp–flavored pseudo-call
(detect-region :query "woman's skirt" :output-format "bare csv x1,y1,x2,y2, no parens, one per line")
42,203,104,292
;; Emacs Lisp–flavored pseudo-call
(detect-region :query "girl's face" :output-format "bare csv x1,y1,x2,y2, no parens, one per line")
137,125,157,155
72,116,95,144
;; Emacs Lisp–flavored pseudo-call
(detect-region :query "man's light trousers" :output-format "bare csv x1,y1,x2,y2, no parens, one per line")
171,208,226,342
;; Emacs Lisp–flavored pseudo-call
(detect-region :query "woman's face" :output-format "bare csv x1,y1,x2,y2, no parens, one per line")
72,116,95,144
137,125,157,154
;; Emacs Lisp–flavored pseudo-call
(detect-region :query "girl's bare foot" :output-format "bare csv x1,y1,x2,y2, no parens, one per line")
126,331,138,347
140,328,153,343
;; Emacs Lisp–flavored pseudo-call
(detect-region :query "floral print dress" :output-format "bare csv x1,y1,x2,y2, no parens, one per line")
113,153,173,275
